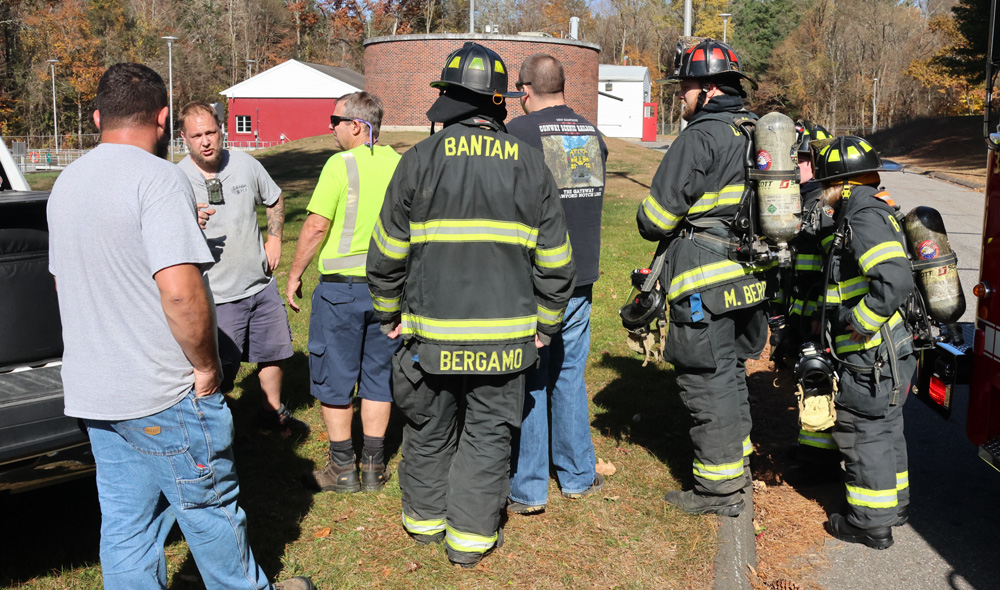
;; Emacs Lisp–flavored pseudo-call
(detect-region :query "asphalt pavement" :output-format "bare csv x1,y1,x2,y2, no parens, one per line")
804,169,1000,590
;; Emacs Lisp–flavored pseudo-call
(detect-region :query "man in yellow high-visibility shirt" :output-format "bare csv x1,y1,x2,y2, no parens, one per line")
286,91,401,493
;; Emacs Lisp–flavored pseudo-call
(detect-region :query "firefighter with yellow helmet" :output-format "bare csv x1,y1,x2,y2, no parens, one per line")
367,42,575,567
811,135,915,549
771,121,843,477
637,38,772,516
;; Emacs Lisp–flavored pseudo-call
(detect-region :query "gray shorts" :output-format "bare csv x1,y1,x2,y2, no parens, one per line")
217,281,293,391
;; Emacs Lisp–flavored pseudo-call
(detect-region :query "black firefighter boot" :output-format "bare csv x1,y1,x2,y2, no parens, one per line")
663,489,744,517
826,513,893,550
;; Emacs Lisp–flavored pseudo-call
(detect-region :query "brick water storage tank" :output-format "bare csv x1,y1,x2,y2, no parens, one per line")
364,34,601,129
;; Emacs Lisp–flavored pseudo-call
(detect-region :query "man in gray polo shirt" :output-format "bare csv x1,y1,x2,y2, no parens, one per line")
47,62,311,590
178,101,305,434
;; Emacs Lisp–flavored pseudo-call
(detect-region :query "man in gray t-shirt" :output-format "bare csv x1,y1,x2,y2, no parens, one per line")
47,62,312,590
178,101,303,435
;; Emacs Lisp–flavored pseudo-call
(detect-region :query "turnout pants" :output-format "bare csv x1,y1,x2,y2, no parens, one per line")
832,353,915,529
665,297,767,496
393,342,524,558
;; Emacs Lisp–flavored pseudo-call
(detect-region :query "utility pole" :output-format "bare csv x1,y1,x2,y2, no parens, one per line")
46,60,59,153
872,78,878,134
162,36,178,160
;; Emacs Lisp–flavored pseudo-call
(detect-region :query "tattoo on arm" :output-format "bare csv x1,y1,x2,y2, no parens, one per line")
266,195,285,239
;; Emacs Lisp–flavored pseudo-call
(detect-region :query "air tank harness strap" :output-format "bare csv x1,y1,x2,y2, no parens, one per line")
909,251,957,272
679,226,738,258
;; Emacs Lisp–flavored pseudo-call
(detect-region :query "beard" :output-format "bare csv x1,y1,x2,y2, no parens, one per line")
190,147,222,169
155,131,170,159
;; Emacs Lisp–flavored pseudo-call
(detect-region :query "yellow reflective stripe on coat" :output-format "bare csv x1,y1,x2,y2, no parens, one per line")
789,298,805,316
668,259,775,302
794,253,823,272
693,457,745,481
839,276,869,301
821,234,834,252
798,429,837,450
859,241,908,274
401,313,536,341
742,436,752,457
641,194,683,231
845,483,898,509
535,234,573,268
834,312,902,354
688,184,744,215
410,219,539,248
371,293,401,314
896,470,909,491
445,525,497,554
536,303,564,327
373,217,409,260
852,298,890,333
401,512,446,535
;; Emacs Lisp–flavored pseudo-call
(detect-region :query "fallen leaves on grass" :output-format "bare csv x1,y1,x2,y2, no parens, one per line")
405,561,422,573
596,458,617,477
314,527,331,539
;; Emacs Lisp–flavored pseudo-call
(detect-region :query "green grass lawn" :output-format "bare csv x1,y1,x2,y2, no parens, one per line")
6,134,717,590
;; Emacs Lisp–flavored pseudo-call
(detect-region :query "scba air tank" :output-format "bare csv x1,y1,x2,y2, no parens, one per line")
903,206,966,323
754,112,801,245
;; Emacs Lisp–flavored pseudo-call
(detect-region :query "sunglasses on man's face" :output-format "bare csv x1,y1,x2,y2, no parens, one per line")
330,115,356,127
515,81,531,91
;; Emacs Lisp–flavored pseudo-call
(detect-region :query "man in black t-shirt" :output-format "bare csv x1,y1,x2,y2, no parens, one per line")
505,54,609,515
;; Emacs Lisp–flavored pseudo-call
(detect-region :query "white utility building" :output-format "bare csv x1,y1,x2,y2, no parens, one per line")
597,65,651,139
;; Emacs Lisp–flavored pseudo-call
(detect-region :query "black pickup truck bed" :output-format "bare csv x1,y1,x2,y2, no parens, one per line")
0,190,93,493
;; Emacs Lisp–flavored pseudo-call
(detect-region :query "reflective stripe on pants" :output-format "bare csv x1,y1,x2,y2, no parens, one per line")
393,341,523,548
669,298,766,496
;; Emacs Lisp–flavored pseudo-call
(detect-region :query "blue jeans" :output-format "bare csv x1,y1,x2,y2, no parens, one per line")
510,290,596,505
85,391,272,590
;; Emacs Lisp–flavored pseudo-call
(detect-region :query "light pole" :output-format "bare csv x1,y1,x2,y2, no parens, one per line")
162,36,178,160
872,77,878,134
719,13,733,43
46,59,59,153
245,59,256,79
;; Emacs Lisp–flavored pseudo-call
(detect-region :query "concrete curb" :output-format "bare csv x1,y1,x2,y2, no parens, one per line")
896,164,985,191
713,493,757,590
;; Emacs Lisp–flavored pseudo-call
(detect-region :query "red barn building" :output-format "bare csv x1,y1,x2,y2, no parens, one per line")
219,59,364,146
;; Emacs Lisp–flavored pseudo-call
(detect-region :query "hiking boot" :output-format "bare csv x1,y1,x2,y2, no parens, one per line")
826,513,893,549
274,576,315,590
304,458,360,493
256,403,310,435
562,472,604,499
447,528,504,569
663,489,744,517
893,505,909,527
360,455,391,491
507,499,545,515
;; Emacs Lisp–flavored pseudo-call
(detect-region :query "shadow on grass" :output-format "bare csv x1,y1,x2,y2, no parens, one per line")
590,352,698,491
0,476,102,586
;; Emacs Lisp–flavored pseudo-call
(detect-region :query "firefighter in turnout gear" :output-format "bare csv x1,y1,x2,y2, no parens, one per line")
813,136,915,550
775,121,842,475
366,42,575,567
637,38,772,516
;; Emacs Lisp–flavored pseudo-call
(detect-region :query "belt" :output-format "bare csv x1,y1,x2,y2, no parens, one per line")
320,274,367,284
